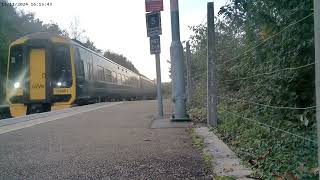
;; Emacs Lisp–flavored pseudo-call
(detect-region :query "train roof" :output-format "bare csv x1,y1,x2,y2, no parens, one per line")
10,32,155,84
10,32,71,46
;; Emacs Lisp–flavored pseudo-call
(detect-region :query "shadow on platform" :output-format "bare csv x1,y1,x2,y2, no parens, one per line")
150,116,192,129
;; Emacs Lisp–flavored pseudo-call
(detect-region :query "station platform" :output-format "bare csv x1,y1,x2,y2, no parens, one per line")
0,100,212,179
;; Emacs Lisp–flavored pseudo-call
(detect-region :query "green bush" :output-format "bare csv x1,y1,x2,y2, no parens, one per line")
186,0,317,178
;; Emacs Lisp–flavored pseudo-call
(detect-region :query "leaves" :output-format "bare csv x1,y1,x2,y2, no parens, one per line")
103,50,139,74
187,0,317,179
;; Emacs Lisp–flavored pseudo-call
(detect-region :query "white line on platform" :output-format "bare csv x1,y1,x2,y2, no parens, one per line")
0,102,122,135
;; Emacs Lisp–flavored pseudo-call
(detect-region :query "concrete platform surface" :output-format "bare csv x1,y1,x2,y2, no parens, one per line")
0,100,212,179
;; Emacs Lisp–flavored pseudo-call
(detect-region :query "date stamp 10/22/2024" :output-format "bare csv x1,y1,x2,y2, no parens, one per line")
1,1,53,7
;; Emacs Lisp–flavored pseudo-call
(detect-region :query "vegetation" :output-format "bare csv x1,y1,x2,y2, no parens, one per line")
188,128,205,150
103,51,139,74
187,128,213,170
215,176,236,180
161,82,172,99
186,0,317,179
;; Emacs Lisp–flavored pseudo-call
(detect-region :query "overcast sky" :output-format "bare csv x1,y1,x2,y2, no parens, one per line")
13,0,228,82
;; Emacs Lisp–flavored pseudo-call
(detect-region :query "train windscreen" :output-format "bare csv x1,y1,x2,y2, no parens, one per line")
52,45,72,87
8,45,24,83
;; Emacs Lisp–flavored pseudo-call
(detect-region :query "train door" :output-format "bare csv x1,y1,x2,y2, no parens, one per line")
75,47,86,97
29,48,46,100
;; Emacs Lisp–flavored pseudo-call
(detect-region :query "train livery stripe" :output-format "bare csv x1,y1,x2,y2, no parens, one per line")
69,46,76,103
29,49,46,100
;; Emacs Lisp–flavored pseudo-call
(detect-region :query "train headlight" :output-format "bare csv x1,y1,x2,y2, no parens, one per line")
57,82,62,87
13,82,20,89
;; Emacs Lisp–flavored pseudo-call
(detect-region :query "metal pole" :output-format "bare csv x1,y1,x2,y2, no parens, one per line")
207,2,217,127
186,41,192,105
155,53,164,118
313,0,320,178
170,0,189,121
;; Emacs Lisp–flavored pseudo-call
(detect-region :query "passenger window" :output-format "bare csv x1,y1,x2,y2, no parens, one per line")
79,48,93,80
111,71,117,83
117,73,122,84
87,63,93,80
105,69,112,82
125,76,129,85
75,48,85,78
79,61,84,77
122,75,126,85
97,66,104,81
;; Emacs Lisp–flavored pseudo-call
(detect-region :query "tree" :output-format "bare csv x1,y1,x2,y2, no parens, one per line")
187,0,316,178
69,17,85,41
103,50,140,74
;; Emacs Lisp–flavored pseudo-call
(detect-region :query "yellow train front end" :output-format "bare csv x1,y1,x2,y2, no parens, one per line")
6,33,76,117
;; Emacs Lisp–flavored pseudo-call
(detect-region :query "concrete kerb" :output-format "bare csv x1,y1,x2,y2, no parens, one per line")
195,127,255,180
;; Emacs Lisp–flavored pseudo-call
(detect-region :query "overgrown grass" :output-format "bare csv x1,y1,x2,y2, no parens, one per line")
188,106,318,179
188,107,207,123
217,105,317,179
187,128,213,170
214,176,236,180
188,128,205,150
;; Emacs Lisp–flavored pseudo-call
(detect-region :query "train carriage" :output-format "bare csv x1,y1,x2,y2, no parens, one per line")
6,32,156,117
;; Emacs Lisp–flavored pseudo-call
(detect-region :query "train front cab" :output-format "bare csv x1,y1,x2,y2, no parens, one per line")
6,34,76,117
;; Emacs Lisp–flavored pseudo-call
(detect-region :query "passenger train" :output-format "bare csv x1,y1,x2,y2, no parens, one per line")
6,32,156,117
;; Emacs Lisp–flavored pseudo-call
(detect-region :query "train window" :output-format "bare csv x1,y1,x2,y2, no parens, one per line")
137,78,140,88
52,44,72,87
79,61,85,77
127,77,132,86
117,73,122,84
86,63,90,79
134,78,139,88
125,76,129,85
111,71,117,83
79,47,93,80
122,75,126,85
97,66,104,81
86,63,92,80
75,48,85,78
129,77,133,87
8,45,24,82
131,77,137,87
105,69,112,82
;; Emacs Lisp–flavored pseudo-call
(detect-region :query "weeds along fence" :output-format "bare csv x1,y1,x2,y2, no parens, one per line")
185,5,318,179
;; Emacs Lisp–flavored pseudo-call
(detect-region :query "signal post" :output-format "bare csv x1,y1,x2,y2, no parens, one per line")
145,0,164,118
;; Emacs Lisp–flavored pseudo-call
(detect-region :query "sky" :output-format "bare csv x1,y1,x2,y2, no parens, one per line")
12,0,228,82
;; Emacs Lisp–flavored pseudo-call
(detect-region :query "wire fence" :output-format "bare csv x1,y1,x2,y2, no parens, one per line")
221,62,315,83
218,95,316,110
218,12,314,67
185,2,317,177
215,12,314,142
219,109,317,144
